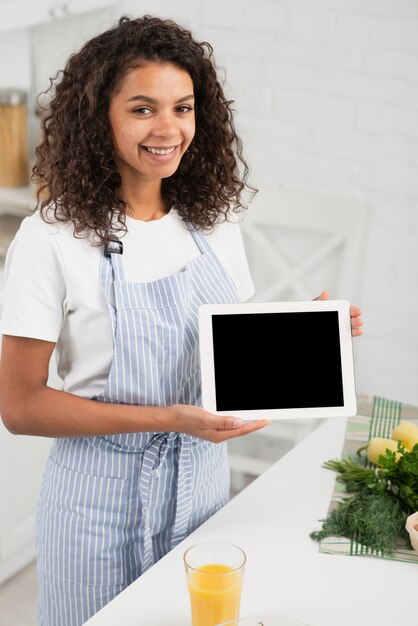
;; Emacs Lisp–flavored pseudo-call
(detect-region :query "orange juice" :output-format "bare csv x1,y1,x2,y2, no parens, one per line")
186,563,242,626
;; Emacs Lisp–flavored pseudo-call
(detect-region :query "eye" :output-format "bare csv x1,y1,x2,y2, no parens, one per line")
176,105,194,113
132,106,153,115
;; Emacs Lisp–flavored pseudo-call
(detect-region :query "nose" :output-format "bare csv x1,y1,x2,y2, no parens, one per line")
152,112,178,139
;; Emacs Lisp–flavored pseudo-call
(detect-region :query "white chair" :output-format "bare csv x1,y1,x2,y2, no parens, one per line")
228,187,368,493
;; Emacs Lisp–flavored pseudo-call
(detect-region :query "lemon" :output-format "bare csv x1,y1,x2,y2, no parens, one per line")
391,421,418,450
367,437,400,465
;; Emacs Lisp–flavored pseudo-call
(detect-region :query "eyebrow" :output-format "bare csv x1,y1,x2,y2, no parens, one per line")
126,94,195,104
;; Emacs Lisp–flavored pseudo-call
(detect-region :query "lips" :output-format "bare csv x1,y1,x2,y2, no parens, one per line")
140,143,181,162
142,145,178,155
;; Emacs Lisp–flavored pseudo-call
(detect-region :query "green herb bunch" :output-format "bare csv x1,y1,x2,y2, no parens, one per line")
310,443,418,555
310,489,408,555
324,442,418,513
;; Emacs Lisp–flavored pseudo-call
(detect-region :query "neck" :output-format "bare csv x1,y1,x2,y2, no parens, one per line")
120,178,167,221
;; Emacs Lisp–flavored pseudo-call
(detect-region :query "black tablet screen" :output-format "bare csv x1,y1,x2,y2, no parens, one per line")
211,311,344,411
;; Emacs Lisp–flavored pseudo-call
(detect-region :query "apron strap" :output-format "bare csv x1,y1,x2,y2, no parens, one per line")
104,240,125,283
185,222,215,256
170,435,194,547
98,237,126,348
138,433,194,573
99,237,126,308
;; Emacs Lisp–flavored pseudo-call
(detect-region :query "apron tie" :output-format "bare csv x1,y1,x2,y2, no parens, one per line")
171,435,193,548
139,432,194,573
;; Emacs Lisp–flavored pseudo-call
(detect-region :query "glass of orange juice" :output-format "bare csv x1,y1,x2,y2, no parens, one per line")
184,542,246,626
217,617,309,626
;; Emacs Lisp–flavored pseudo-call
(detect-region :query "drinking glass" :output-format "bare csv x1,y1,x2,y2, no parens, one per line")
216,617,309,626
184,542,246,626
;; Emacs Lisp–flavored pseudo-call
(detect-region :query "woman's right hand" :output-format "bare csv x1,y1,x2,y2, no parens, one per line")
0,335,271,440
163,404,271,443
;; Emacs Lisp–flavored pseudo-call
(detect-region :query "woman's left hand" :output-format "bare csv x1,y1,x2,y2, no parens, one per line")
314,290,363,337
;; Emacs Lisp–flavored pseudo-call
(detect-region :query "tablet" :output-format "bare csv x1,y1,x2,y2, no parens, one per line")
199,300,357,420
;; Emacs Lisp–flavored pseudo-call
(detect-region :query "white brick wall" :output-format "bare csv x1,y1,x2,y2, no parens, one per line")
194,0,418,405
0,28,31,88
0,0,417,405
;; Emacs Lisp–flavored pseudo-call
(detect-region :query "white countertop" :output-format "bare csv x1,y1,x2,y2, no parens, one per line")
84,417,415,626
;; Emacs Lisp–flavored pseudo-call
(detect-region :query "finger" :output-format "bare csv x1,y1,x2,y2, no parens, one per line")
350,305,362,316
313,290,329,301
350,318,363,327
221,419,272,439
352,328,363,337
241,419,272,434
211,415,244,430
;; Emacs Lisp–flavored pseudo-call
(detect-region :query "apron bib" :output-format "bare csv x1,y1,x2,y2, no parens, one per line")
36,224,239,626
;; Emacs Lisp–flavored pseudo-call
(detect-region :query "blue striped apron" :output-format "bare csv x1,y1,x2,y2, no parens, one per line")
35,224,239,626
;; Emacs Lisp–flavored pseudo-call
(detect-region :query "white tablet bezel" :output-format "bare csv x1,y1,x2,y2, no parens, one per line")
199,299,357,420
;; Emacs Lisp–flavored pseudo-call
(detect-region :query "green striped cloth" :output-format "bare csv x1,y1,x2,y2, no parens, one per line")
317,395,418,563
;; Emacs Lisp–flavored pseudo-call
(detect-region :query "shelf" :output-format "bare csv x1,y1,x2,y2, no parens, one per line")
0,0,118,34
0,185,36,217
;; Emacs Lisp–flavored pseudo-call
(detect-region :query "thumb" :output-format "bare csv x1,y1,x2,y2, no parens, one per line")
314,290,329,301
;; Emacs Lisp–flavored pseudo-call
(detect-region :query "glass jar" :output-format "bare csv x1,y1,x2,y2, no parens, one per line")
0,88,29,187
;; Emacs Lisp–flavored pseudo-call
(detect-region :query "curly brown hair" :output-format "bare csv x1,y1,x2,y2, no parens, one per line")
32,15,256,244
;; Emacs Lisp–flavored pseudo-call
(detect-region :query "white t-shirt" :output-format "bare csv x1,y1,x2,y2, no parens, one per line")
0,209,254,398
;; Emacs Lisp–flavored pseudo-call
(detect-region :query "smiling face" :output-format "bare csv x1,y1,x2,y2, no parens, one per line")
108,61,195,186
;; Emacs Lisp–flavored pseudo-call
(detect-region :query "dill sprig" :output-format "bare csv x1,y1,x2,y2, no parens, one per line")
310,488,408,555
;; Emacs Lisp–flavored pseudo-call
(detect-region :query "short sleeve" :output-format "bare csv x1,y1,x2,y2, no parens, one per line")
228,221,255,302
209,216,255,302
0,215,67,342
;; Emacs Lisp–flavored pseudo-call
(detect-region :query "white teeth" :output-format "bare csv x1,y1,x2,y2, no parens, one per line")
145,146,177,155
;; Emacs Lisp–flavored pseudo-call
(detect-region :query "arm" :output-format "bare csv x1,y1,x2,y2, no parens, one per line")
0,335,270,441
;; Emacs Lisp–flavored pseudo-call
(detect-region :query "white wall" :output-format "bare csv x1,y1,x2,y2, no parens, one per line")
1,0,417,405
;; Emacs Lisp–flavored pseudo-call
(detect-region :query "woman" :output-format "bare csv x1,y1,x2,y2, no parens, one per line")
0,15,362,626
